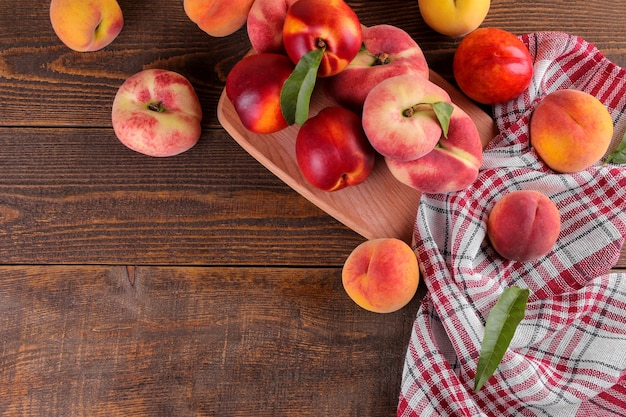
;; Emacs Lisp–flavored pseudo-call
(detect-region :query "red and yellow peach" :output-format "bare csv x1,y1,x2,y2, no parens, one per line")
530,89,614,173
342,238,419,313
49,0,124,52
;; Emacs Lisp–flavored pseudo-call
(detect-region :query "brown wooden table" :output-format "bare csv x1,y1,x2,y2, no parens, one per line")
1,1,624,416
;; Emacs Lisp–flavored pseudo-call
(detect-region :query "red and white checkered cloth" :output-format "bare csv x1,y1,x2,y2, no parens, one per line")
398,32,626,417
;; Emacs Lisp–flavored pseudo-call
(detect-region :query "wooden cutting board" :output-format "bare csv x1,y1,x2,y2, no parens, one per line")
217,70,498,244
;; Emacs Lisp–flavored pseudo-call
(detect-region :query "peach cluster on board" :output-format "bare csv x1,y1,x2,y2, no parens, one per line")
226,0,484,197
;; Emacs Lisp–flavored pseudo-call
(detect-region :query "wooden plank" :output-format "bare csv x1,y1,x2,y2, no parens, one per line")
0,265,424,417
0,128,364,265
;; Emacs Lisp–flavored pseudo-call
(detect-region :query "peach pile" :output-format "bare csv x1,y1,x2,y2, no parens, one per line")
487,190,561,262
342,238,419,313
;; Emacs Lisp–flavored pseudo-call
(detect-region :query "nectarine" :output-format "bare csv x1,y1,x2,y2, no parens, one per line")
453,28,533,105
342,238,419,313
226,53,295,134
418,0,490,38
282,0,362,77
296,106,375,191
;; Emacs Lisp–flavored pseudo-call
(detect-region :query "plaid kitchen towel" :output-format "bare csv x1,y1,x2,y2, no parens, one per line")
398,32,626,417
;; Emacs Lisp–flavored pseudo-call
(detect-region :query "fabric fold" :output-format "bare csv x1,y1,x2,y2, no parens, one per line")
398,32,626,417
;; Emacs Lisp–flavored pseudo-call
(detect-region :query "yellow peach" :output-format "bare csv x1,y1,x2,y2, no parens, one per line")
50,0,123,52
418,0,490,38
342,238,419,313
184,0,255,37
530,89,614,173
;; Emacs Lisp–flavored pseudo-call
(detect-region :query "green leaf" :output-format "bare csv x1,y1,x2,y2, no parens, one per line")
431,101,454,138
280,48,324,126
605,131,626,164
474,286,529,392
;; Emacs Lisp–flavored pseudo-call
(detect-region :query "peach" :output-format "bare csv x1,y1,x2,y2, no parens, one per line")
184,0,255,37
386,104,483,194
111,69,203,157
324,24,430,111
418,0,490,38
362,74,451,161
487,190,561,262
342,238,419,313
246,0,299,53
50,0,123,52
530,89,614,173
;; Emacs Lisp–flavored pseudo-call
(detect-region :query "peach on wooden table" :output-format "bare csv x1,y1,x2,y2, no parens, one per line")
487,190,561,262
342,238,419,313
183,0,255,37
418,0,490,38
111,69,202,157
49,0,123,52
225,53,295,134
530,89,614,173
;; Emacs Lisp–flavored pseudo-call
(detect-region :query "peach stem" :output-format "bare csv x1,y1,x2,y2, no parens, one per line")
402,103,433,118
147,102,166,113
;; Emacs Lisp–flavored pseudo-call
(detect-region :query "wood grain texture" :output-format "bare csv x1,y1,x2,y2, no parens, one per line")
0,265,424,417
0,127,365,265
0,1,624,416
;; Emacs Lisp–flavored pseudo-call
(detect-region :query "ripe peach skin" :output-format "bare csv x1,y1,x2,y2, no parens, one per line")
184,0,255,37
324,24,430,111
50,0,123,52
295,106,375,191
282,0,362,77
453,27,533,105
418,0,490,37
342,238,419,313
225,53,295,134
247,0,299,53
530,89,614,173
362,74,451,161
112,69,203,157
487,190,561,262
386,104,483,194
